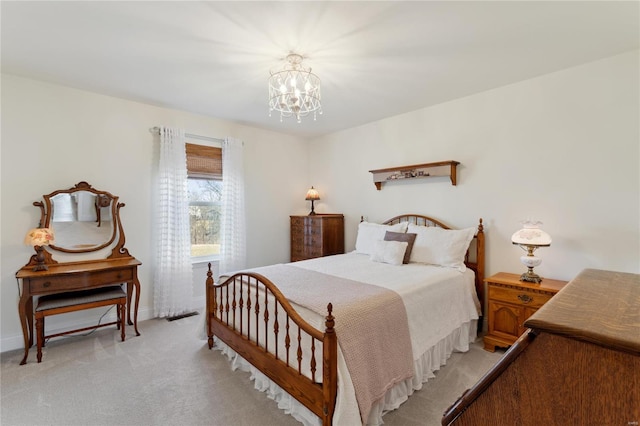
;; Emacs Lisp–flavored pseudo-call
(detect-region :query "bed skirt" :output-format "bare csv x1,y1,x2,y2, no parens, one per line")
213,319,477,426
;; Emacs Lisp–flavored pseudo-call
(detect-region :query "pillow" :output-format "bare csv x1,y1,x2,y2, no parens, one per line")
354,221,408,255
370,240,408,266
384,231,417,264
407,224,476,271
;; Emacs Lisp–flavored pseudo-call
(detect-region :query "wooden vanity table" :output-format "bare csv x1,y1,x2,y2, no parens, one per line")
15,181,141,365
16,257,141,365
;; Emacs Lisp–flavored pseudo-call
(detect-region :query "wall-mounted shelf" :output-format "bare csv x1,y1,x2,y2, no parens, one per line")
369,160,460,190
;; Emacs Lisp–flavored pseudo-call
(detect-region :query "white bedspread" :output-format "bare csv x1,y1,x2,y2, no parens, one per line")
295,252,480,359
213,252,480,425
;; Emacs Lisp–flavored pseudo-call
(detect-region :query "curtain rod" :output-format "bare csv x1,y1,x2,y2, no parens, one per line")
149,127,224,144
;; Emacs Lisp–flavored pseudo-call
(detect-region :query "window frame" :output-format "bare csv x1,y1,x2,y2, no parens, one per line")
186,142,222,264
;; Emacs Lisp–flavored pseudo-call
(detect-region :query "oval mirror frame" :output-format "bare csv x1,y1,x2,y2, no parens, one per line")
36,181,119,253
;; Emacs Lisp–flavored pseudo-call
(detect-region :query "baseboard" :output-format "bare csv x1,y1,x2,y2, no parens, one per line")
0,306,154,353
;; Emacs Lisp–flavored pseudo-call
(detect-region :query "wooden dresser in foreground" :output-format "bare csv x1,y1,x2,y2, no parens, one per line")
443,269,640,426
484,272,567,352
290,214,344,262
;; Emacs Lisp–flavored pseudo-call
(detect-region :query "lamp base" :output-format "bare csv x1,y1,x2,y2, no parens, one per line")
519,252,543,283
32,245,49,272
308,199,316,216
520,269,542,283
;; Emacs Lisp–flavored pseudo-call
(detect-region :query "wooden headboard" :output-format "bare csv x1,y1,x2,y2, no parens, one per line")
381,214,485,321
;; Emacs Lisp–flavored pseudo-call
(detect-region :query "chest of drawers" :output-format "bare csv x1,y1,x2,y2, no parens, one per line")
290,214,344,262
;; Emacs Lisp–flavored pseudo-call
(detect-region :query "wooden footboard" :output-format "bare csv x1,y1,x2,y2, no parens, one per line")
206,265,337,426
206,214,485,425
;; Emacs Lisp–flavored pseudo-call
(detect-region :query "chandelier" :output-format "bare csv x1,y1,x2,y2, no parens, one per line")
268,53,322,123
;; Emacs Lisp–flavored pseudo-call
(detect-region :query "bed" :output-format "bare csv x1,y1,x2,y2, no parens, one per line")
206,214,485,426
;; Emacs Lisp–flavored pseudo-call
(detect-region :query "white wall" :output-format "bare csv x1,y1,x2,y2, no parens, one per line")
308,50,640,282
2,50,638,353
1,75,308,352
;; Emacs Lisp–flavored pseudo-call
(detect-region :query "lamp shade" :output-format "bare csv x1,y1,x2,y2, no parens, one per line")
511,221,551,246
305,186,320,201
24,228,55,247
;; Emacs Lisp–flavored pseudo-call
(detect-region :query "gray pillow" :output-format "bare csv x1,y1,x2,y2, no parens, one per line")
384,231,417,264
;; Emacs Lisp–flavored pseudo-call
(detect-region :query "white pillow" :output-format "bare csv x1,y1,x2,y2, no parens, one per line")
355,221,408,255
407,224,476,271
370,240,408,266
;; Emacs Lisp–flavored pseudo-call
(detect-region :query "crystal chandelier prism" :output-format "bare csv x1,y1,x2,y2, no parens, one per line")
268,53,322,123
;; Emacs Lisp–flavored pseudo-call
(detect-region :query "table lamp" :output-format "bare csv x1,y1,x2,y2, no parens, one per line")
305,186,320,216
511,221,551,283
24,228,55,271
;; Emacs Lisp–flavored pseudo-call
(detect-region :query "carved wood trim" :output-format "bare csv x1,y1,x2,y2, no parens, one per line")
27,181,132,265
107,202,131,259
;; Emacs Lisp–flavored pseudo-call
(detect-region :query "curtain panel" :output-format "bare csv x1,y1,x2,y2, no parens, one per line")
153,127,194,317
219,137,246,276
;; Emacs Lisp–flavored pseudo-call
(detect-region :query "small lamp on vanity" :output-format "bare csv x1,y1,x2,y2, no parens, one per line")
24,228,55,271
305,186,320,216
511,220,551,283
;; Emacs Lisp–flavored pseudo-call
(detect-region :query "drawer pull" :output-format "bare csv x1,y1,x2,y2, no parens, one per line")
518,294,533,303
43,281,51,288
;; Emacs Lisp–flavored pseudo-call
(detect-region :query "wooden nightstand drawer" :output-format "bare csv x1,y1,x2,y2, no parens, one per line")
488,286,552,309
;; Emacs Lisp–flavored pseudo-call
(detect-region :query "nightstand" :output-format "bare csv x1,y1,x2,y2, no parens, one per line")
483,272,567,352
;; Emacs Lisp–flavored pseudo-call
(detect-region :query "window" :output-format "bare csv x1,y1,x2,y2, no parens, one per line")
186,143,222,259
188,178,222,258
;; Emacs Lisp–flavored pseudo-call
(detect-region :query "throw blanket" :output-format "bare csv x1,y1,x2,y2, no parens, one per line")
243,264,414,424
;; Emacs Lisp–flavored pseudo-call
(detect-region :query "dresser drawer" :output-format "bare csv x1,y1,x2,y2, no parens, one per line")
303,225,322,235
306,247,322,257
291,222,305,233
488,285,552,309
29,268,134,293
304,216,324,226
291,234,306,245
304,236,321,247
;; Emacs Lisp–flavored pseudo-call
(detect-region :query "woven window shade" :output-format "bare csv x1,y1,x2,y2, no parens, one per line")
186,143,222,179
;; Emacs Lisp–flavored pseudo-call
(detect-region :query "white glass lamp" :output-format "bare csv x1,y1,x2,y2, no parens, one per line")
305,186,320,216
511,221,551,283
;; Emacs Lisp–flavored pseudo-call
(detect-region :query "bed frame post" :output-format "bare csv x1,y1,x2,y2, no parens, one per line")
322,303,337,426
476,219,485,333
206,263,215,349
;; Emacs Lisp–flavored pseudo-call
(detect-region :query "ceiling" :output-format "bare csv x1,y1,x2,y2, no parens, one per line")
2,1,638,139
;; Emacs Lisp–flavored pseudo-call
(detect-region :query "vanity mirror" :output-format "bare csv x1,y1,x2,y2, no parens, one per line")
33,181,127,257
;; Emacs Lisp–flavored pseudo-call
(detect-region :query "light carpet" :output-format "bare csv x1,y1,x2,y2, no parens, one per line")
1,312,503,425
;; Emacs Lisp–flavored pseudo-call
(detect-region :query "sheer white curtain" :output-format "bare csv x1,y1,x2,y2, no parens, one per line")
219,137,246,276
154,127,193,318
